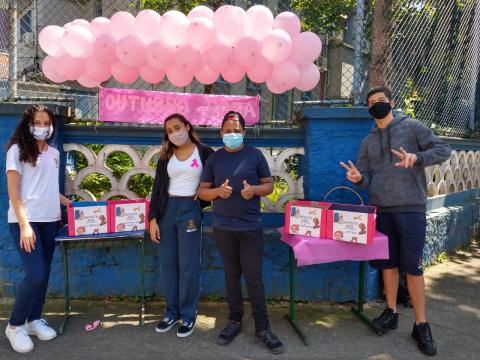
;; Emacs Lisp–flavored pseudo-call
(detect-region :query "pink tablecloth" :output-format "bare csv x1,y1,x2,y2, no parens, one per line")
278,228,389,267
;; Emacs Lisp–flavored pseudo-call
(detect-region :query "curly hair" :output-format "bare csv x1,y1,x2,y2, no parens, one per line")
160,113,199,161
6,104,55,166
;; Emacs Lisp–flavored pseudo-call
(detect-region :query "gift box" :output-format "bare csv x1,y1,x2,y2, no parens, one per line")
326,203,377,245
67,201,110,236
108,199,150,233
285,200,330,238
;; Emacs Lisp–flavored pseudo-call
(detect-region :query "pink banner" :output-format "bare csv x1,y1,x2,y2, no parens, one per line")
99,87,260,125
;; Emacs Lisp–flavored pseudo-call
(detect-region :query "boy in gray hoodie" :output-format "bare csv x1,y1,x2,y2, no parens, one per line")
341,86,451,357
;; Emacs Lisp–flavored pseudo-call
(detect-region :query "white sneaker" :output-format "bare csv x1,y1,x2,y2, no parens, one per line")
5,325,34,353
26,319,57,341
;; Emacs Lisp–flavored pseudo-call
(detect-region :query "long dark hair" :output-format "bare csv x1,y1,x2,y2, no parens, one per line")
6,104,55,166
160,113,200,160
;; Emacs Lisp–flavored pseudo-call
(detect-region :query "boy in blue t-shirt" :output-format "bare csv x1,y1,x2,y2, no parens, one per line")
198,111,284,355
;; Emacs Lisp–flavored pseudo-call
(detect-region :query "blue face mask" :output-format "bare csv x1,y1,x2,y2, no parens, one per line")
223,133,244,150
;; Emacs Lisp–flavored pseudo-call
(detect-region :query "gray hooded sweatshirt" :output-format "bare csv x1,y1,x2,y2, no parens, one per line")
355,114,451,213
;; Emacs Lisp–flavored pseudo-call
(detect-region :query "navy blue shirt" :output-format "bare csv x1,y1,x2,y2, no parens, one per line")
201,145,271,231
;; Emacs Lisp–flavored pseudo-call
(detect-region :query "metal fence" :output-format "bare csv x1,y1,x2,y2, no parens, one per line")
382,0,480,138
0,0,479,136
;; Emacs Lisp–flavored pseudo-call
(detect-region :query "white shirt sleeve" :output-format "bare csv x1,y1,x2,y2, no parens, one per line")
6,144,23,175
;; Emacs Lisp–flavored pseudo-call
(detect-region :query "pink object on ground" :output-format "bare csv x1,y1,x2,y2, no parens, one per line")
85,320,102,331
278,228,389,267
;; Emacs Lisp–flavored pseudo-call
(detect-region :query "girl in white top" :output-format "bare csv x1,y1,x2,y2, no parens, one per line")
148,113,213,338
5,105,71,353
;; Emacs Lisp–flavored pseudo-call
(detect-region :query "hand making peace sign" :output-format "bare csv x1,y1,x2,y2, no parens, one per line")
391,147,417,168
339,160,363,183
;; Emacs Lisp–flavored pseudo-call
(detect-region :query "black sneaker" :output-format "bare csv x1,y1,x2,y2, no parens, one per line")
412,322,437,356
372,308,398,335
177,318,196,338
256,328,285,354
155,317,179,333
216,320,242,346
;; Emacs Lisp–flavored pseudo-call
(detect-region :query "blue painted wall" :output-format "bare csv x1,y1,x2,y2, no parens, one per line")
1,104,479,302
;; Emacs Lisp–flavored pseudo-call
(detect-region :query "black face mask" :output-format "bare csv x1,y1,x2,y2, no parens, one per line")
368,101,392,119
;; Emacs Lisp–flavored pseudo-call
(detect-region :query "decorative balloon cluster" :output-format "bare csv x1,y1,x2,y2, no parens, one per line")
39,5,322,93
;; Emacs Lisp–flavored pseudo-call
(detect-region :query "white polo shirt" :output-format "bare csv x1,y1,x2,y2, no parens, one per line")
6,144,61,223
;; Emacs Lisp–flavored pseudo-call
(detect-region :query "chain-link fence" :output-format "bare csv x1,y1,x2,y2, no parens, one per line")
0,0,479,136
381,0,480,138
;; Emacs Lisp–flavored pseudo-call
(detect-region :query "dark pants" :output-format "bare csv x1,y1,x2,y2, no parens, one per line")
214,227,269,332
9,221,60,326
370,212,427,276
159,197,203,323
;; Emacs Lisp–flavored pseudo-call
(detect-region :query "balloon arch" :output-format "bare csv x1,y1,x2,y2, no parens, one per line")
39,5,322,94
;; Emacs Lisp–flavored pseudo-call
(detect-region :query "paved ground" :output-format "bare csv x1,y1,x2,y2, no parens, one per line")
1,241,479,360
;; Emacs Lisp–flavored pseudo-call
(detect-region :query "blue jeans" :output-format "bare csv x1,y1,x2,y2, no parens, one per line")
9,221,60,326
159,197,202,324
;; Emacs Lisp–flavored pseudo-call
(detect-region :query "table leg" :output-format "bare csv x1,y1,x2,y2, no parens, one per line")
351,261,382,335
284,247,308,345
59,243,71,335
139,236,145,326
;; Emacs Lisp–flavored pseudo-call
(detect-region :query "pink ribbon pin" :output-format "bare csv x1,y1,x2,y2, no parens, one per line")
191,159,199,168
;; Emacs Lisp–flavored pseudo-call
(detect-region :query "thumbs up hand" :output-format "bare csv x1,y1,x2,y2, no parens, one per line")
217,179,233,199
241,180,256,200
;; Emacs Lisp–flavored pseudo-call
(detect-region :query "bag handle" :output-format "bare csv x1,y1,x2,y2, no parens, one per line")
322,186,364,206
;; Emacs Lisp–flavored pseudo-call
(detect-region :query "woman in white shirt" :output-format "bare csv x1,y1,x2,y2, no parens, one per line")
5,105,71,353
148,113,213,338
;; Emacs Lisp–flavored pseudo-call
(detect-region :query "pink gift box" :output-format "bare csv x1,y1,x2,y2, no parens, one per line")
284,200,330,238
67,201,110,236
108,199,150,233
325,203,377,245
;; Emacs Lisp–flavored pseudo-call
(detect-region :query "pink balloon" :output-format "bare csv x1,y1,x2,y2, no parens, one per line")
273,12,301,39
195,65,219,85
93,33,117,64
39,26,65,56
116,35,146,67
61,25,94,57
290,32,322,67
72,19,91,30
234,36,262,67
160,10,189,47
166,65,193,88
246,55,273,83
296,63,320,91
85,56,111,82
135,10,161,43
245,5,274,41
111,61,138,84
174,45,202,73
271,60,300,90
140,65,165,84
204,42,233,72
266,79,287,94
221,61,245,83
146,39,175,70
187,17,216,51
110,11,136,40
42,56,66,83
57,54,86,80
90,17,111,36
262,29,292,63
188,5,214,21
214,5,245,45
77,75,100,88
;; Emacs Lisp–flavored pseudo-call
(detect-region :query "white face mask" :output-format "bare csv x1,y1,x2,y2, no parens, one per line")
168,130,189,147
30,125,53,140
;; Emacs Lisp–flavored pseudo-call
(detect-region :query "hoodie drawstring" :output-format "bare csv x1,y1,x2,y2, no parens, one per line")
387,126,393,162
